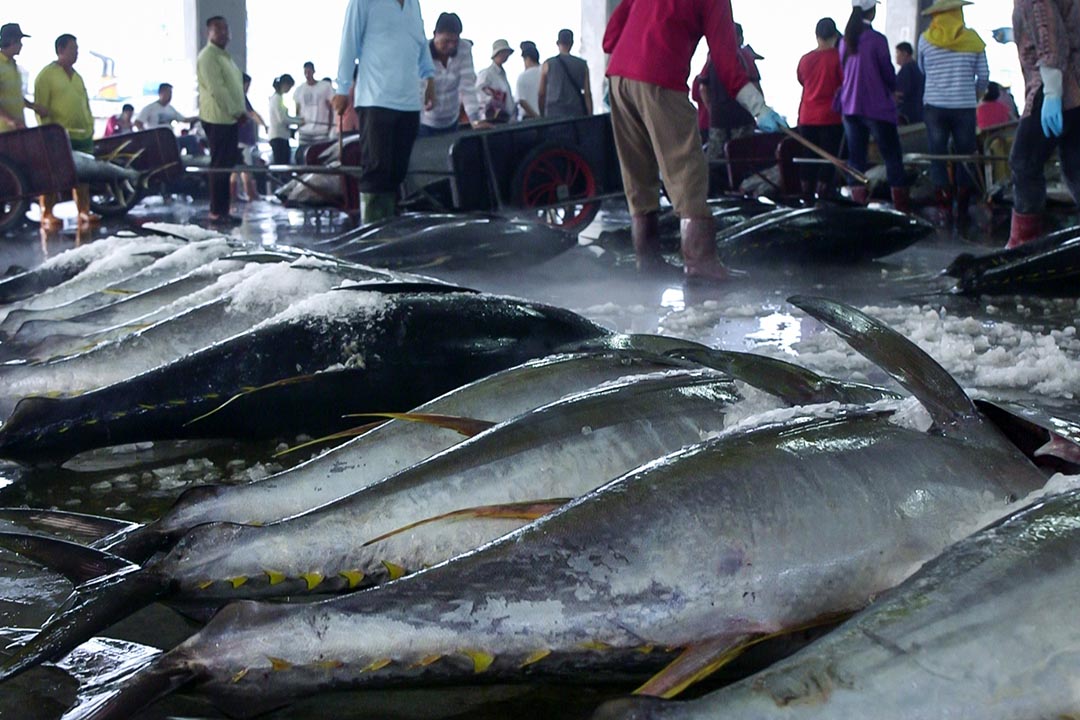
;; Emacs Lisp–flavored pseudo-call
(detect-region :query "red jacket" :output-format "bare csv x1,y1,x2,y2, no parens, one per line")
604,0,749,97
796,47,843,126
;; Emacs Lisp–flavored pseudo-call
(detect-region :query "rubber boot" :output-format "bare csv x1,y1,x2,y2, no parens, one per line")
848,185,869,205
39,194,61,231
631,211,670,274
890,186,911,214
361,193,396,225
1005,211,1042,250
933,187,954,223
955,186,972,222
680,217,730,283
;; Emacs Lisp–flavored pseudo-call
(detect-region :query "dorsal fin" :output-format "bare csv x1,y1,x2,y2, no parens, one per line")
788,296,981,435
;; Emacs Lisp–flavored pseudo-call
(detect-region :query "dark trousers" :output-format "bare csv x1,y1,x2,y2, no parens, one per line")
269,138,291,165
417,122,458,138
203,121,239,216
798,124,844,185
356,106,420,194
842,114,906,188
924,105,978,190
1010,91,1080,214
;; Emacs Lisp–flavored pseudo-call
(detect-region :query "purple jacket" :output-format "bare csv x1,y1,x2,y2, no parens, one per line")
838,23,898,124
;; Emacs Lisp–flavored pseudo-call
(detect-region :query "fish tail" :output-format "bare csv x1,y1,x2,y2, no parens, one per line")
0,537,166,683
60,656,195,720
0,508,138,544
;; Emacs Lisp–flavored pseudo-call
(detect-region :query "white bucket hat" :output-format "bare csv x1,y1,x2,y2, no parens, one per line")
491,39,513,58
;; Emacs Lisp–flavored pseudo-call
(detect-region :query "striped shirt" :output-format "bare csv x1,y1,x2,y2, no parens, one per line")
918,36,988,109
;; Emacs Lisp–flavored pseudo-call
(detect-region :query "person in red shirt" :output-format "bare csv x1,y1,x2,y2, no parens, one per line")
796,17,844,198
976,81,1017,129
604,0,783,282
103,103,134,137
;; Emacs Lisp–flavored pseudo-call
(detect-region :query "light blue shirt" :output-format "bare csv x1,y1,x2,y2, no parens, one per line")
336,0,435,112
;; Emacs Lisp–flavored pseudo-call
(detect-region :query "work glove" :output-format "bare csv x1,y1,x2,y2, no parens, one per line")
735,83,789,133
1040,66,1064,138
991,27,1014,44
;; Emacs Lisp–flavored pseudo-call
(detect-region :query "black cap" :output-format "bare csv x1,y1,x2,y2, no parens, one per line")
557,28,573,45
815,17,839,40
435,12,462,35
0,23,30,46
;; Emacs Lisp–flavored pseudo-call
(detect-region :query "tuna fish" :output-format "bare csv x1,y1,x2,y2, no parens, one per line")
949,232,1080,297
1,298,1049,719
594,486,1080,720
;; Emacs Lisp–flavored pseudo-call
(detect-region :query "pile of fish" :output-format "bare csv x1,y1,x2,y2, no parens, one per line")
597,199,933,266
946,224,1080,296
1,277,1079,719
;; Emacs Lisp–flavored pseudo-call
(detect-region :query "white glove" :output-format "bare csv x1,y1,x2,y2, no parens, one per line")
1040,65,1064,98
735,83,787,131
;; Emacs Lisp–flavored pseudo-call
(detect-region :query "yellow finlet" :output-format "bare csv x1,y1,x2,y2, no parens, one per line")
301,572,324,591
462,649,495,673
361,658,393,673
268,656,292,671
231,668,249,683
313,659,344,670
339,570,365,589
265,569,286,585
382,560,407,581
520,649,551,667
228,576,248,589
413,654,443,668
579,640,612,651
197,580,214,590
637,645,656,655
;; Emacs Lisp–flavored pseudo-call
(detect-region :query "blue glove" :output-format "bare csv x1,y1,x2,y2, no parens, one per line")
991,27,1014,44
757,110,787,133
1042,95,1064,138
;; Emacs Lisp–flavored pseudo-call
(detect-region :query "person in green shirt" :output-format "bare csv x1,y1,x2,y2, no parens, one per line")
33,33,97,230
196,15,247,225
0,23,47,132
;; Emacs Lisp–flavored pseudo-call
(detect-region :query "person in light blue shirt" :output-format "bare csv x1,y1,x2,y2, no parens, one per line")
332,0,436,223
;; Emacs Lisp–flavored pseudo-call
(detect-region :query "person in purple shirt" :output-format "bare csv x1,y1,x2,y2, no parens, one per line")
838,0,909,211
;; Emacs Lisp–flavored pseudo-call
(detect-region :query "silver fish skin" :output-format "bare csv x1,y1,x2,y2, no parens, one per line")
137,350,712,544
126,409,1045,717
159,368,740,597
600,487,1080,720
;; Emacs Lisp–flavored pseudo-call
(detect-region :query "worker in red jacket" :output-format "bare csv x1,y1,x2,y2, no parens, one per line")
604,0,784,282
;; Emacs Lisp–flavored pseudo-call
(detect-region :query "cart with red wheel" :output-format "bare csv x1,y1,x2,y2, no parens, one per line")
407,113,623,234
0,125,78,233
90,128,182,217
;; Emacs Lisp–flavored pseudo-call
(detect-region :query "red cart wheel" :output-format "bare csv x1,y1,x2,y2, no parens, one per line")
511,142,600,233
0,158,29,233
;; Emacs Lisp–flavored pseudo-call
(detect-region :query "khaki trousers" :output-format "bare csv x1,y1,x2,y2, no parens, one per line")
609,75,710,219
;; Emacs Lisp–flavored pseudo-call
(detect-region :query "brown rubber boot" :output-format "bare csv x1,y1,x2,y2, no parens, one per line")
680,217,730,283
849,185,869,205
631,212,667,273
1005,211,1042,250
890,186,911,213
933,187,954,222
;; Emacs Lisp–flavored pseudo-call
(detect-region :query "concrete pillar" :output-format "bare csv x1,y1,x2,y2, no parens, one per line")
885,0,936,54
580,0,621,112
193,0,247,72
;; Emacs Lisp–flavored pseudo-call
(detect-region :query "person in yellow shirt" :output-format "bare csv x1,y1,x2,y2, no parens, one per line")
33,33,97,230
0,23,47,132
196,16,247,225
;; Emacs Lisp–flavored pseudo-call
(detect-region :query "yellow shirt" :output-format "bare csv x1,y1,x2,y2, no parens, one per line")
0,53,26,133
196,43,245,124
33,62,94,141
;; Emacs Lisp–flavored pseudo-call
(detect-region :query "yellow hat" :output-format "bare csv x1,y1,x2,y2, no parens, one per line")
922,0,973,16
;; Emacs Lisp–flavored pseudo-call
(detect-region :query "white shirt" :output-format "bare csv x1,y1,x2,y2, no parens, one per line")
293,80,334,141
516,65,541,120
269,92,303,140
421,39,482,128
476,63,515,122
136,101,185,129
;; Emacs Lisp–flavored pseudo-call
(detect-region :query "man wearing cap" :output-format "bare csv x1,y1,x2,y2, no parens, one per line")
538,29,592,119
333,0,435,224
603,0,785,282
919,0,988,224
196,16,246,225
477,40,516,124
1004,0,1080,248
34,33,97,230
420,12,484,136
0,24,46,132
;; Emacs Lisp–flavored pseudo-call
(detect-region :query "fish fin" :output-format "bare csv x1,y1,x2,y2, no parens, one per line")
975,399,1080,470
184,373,324,426
1034,435,1080,463
333,281,479,295
56,652,193,720
273,421,385,457
0,564,167,684
362,499,572,547
0,531,135,586
0,508,138,543
633,635,752,698
669,348,898,406
342,412,496,438
788,296,982,436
